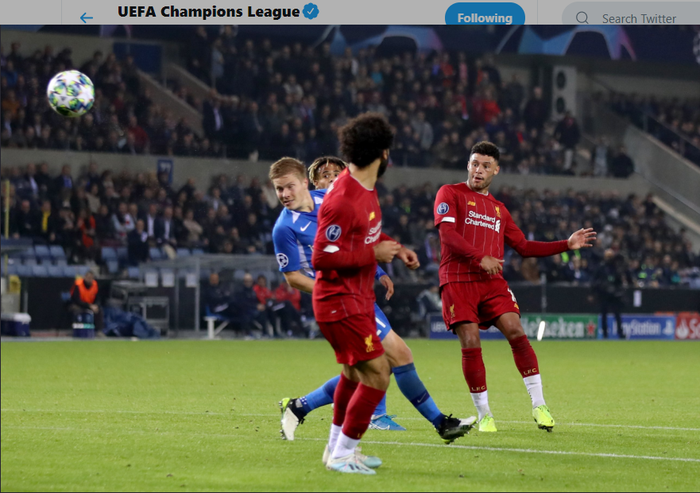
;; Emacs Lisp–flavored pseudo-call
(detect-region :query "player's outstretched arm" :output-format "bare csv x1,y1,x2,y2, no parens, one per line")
283,270,315,294
567,228,597,250
504,209,570,258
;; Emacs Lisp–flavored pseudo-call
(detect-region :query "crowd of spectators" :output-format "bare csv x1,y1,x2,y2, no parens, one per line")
1,162,282,266
604,91,700,166
1,42,210,157
2,161,697,288
1,31,596,175
189,27,591,174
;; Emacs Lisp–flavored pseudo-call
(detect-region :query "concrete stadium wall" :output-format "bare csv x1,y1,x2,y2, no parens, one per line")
578,72,700,99
583,102,700,224
623,126,700,221
2,148,649,196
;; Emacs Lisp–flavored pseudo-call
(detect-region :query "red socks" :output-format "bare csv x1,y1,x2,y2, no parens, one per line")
332,373,359,427
342,383,386,440
509,335,539,378
461,348,487,393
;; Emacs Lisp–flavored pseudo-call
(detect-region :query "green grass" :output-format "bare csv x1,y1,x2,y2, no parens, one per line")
2,339,699,492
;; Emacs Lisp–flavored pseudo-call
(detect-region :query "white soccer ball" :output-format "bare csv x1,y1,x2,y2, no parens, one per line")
46,70,95,118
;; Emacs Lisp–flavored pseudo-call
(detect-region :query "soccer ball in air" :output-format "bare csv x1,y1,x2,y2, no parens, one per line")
46,70,95,117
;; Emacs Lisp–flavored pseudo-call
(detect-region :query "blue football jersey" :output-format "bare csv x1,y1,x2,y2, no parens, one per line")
272,189,387,280
272,190,325,279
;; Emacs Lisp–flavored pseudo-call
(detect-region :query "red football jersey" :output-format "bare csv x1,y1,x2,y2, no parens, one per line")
434,182,568,286
312,169,386,322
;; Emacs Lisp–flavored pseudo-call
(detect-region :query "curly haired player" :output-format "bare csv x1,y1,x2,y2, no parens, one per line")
434,141,596,433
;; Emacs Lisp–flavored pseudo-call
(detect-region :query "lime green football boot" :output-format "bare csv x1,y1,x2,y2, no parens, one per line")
533,405,555,432
478,415,497,432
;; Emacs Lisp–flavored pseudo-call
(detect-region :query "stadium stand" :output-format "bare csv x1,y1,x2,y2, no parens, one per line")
2,160,697,285
603,92,700,166
5,36,603,175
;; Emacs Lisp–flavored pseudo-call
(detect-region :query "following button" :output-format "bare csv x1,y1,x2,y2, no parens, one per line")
445,2,525,25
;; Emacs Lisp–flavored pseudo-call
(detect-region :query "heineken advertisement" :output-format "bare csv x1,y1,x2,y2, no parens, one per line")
429,314,598,340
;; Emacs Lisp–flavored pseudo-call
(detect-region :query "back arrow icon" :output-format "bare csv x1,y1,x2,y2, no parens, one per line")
80,12,93,23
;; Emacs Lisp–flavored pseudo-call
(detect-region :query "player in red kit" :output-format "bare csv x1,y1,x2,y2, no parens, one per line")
434,141,596,433
312,113,420,475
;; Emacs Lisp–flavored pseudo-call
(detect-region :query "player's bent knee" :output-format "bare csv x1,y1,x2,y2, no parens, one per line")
454,323,481,348
501,323,525,340
384,334,413,367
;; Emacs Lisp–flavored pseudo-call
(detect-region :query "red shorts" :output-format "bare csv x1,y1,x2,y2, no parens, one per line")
318,313,385,367
441,279,521,330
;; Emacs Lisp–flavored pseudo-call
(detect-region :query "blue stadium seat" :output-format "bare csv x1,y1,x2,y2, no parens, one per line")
7,264,18,276
176,248,191,257
31,265,49,277
192,248,205,256
101,247,117,261
47,265,65,277
62,265,77,278
20,248,35,260
149,247,163,261
127,267,140,279
53,258,68,266
7,248,23,259
23,257,38,266
116,247,128,261
106,260,119,275
34,245,51,260
50,245,67,260
15,265,31,277
75,266,91,277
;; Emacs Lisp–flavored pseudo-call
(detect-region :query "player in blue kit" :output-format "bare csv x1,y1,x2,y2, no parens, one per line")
270,156,476,445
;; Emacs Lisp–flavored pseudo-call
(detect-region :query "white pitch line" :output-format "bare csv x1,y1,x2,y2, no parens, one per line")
297,437,700,463
3,409,699,432
4,425,698,464
496,420,700,432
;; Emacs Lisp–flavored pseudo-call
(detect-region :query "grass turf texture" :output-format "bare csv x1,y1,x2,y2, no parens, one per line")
2,340,699,492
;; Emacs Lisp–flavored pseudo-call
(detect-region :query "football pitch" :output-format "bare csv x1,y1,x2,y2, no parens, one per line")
2,339,699,492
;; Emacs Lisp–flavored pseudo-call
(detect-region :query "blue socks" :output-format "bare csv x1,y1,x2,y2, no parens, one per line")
374,394,388,416
299,375,340,415
393,363,445,428
299,364,442,427
299,375,389,417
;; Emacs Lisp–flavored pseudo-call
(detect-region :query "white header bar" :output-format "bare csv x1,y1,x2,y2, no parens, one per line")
1,0,699,25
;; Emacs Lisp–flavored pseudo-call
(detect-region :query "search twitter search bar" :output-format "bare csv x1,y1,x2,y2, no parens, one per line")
562,2,700,24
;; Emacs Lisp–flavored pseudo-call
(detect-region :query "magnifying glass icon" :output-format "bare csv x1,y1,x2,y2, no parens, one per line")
576,11,589,23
